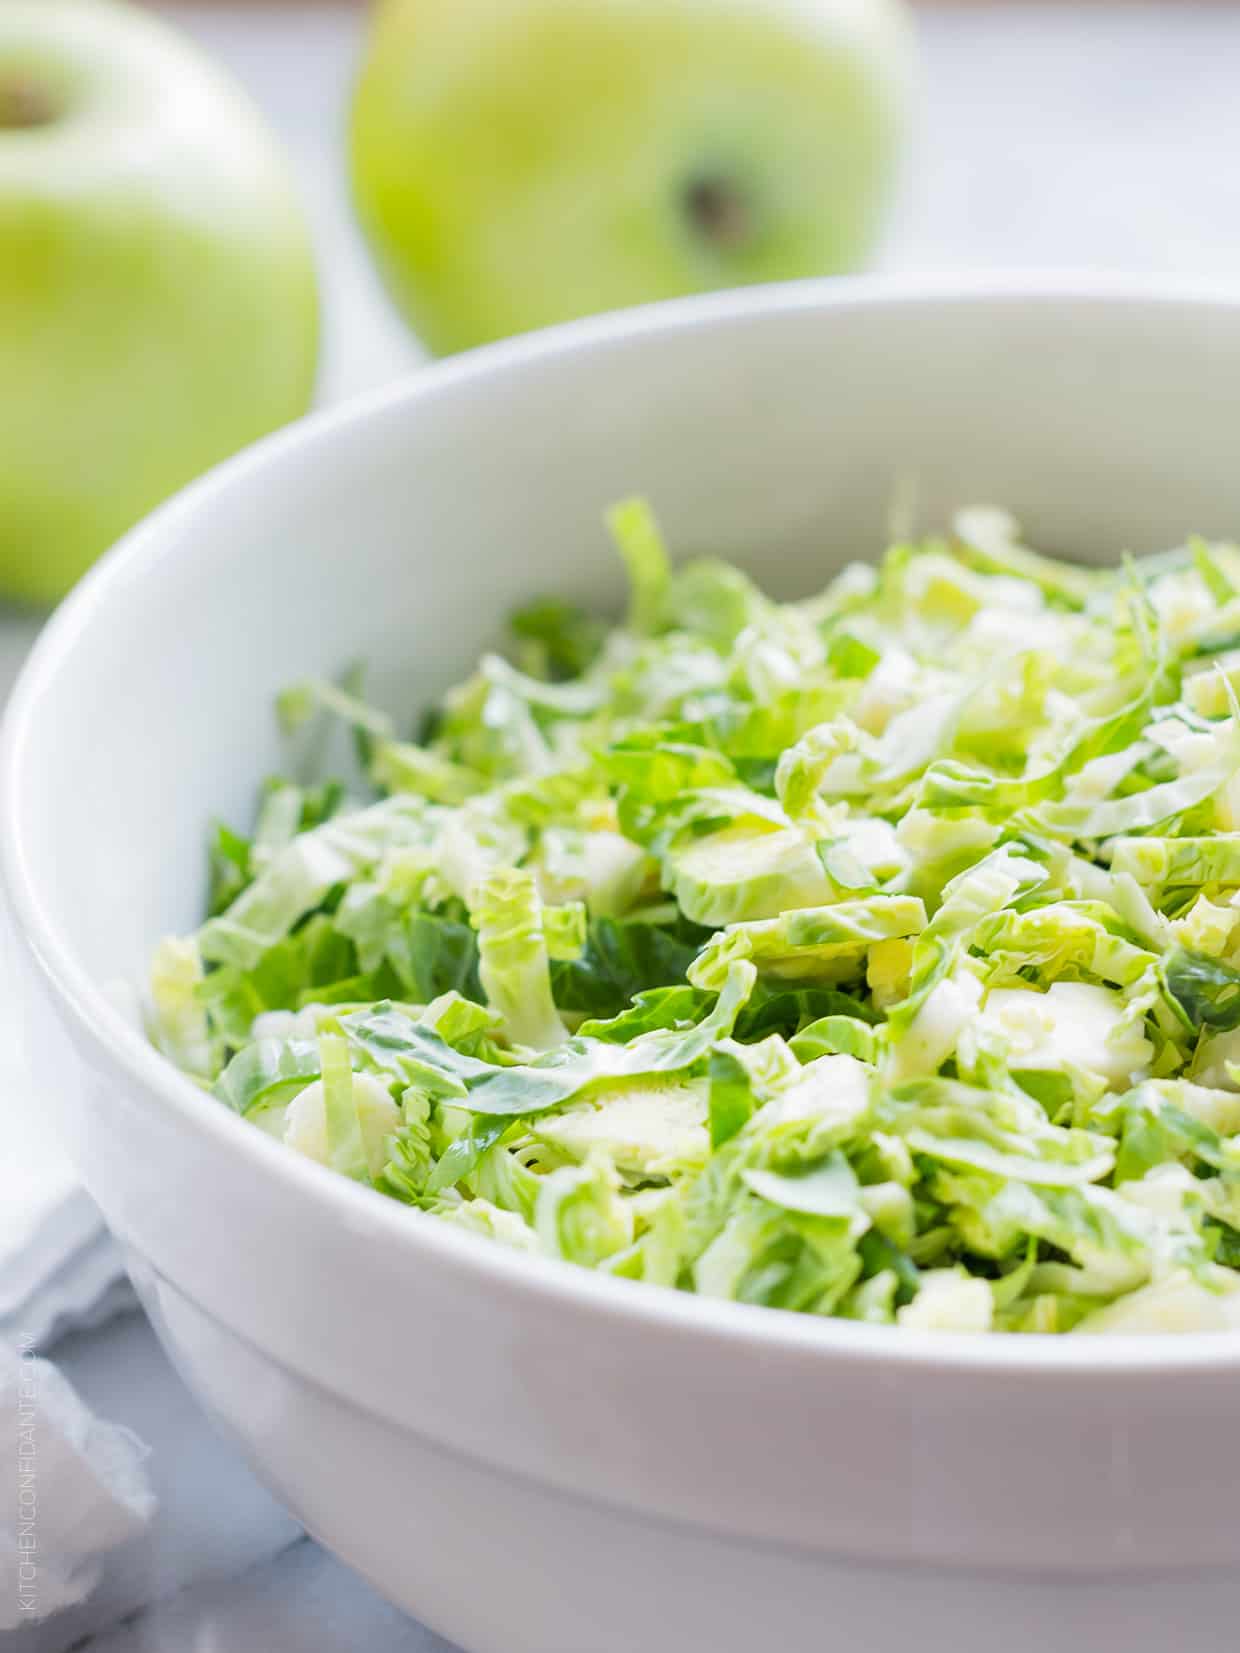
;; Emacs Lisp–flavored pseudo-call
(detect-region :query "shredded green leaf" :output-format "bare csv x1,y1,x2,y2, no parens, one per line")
149,505,1240,1335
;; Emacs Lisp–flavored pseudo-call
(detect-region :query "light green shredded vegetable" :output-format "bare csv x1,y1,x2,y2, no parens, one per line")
150,503,1240,1335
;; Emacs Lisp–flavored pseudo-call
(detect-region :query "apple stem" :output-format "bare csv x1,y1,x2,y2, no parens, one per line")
0,76,58,130
683,177,751,252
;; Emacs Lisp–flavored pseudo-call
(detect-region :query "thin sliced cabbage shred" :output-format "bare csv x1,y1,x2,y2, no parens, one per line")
151,504,1240,1334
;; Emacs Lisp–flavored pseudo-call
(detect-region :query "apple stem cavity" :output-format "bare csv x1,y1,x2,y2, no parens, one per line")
0,75,59,130
682,175,752,253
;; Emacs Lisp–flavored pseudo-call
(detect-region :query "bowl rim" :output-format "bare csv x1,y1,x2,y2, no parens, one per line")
8,271,1240,1377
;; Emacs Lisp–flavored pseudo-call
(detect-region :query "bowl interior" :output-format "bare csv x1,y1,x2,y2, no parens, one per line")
13,280,1240,1027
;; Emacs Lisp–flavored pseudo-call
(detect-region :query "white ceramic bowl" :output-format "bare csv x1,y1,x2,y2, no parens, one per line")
6,279,1240,1653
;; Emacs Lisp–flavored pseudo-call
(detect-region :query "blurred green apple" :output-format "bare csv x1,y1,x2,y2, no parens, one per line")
350,0,915,356
0,0,319,605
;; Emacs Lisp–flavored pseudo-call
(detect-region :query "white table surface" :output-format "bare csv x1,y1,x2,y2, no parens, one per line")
10,3,1240,1648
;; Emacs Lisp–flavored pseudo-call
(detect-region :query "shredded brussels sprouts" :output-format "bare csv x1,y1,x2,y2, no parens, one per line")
150,504,1240,1334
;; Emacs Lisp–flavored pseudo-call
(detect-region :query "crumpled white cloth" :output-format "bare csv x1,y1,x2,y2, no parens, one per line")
0,622,151,1634
0,1339,156,1627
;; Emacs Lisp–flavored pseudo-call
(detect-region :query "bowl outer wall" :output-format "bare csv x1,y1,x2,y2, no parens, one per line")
5,278,1240,1573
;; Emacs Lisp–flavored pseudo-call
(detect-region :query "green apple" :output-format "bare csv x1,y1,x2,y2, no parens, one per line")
350,0,914,357
0,0,319,605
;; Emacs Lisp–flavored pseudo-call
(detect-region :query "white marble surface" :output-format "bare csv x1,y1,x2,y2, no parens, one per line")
9,2,1240,1648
